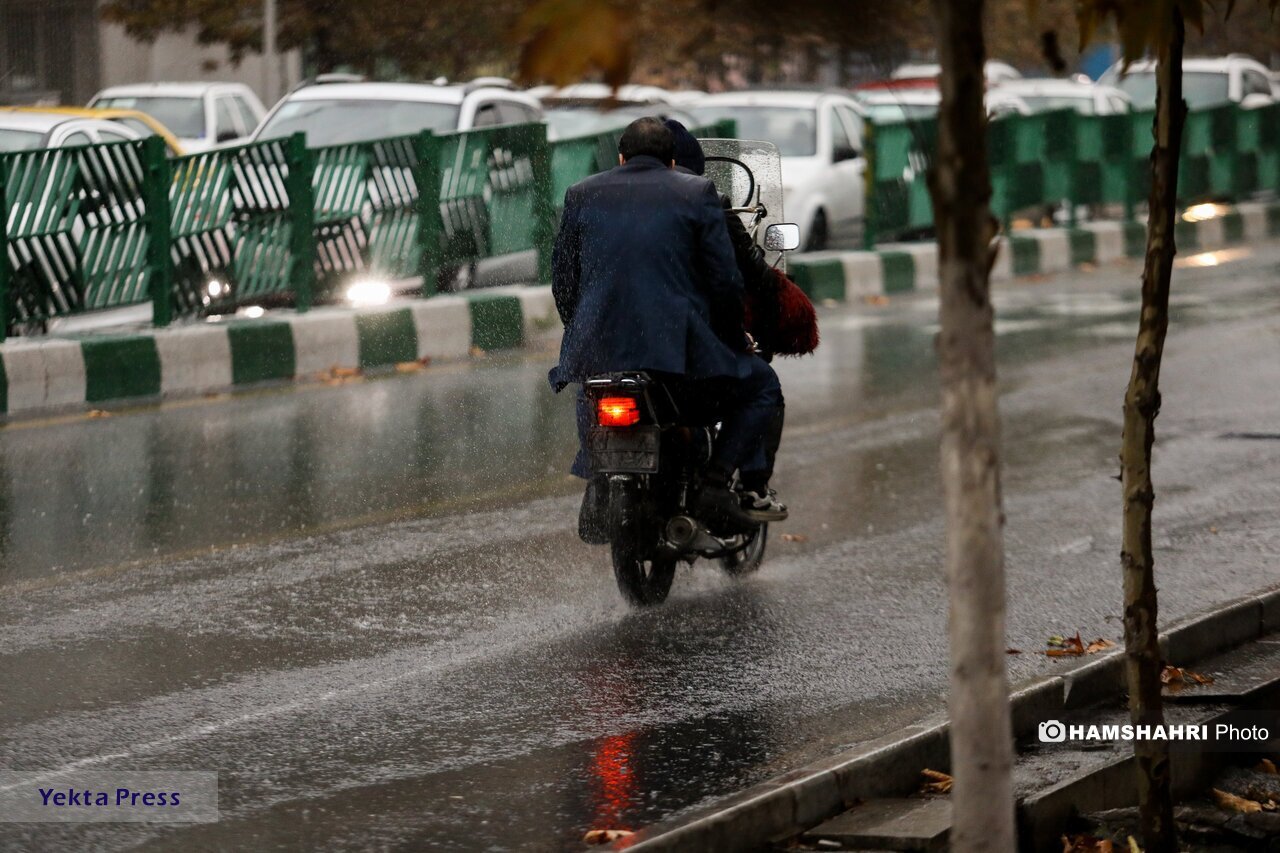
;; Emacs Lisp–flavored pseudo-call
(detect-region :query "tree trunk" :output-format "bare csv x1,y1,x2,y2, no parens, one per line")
1121,9,1185,853
929,0,1015,850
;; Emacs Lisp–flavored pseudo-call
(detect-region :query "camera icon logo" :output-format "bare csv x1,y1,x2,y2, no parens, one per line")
1038,720,1067,743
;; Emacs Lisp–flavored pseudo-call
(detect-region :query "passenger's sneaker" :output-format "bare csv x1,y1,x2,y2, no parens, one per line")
578,475,610,545
740,489,788,522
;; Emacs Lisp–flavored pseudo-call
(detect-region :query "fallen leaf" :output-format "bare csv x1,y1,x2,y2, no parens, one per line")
862,294,890,306
1213,788,1263,814
583,829,635,844
395,361,423,373
87,409,112,419
1046,633,1086,657
469,346,488,358
1006,648,1023,655
1085,638,1116,654
919,768,952,794
780,533,808,543
1209,525,1219,534
1257,758,1278,774
1161,665,1214,686
331,366,360,378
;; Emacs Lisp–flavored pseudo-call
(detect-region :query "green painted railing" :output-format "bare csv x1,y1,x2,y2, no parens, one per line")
0,119,735,337
864,101,1280,246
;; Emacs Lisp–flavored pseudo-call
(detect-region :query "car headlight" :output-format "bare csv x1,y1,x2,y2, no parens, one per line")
345,279,392,307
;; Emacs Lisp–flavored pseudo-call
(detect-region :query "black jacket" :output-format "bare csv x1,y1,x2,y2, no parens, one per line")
549,156,748,391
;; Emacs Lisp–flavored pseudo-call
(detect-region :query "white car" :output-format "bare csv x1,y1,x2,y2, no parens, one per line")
0,110,143,151
536,83,673,105
1100,55,1275,110
992,78,1132,115
855,87,1032,121
89,82,267,152
689,90,867,251
892,60,1023,87
254,80,544,146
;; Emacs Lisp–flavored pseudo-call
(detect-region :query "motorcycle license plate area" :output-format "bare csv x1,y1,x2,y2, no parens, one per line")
699,138,787,271
588,425,660,473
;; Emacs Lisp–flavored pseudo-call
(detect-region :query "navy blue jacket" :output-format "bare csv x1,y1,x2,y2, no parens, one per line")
549,155,747,391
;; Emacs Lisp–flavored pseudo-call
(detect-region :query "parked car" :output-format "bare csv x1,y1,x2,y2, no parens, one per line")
688,90,867,251
1099,55,1275,109
991,78,1132,115
538,83,682,138
891,60,1023,87
853,85,1031,122
545,103,699,139
89,82,266,152
253,80,543,146
0,110,145,151
0,106,185,154
536,83,674,106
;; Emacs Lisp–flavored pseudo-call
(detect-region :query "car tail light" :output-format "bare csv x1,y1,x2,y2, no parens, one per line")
597,396,640,427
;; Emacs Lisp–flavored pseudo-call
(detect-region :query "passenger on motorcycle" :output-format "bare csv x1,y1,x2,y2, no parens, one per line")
550,117,787,542
663,118,798,514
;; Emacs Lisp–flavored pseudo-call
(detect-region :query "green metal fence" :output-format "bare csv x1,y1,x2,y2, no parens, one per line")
864,102,1280,246
0,117,738,338
0,138,156,330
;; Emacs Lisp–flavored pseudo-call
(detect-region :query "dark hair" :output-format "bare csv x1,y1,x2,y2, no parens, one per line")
618,117,675,163
664,118,705,176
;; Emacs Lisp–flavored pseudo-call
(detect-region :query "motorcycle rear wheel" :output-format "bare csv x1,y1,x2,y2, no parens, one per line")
608,478,677,606
720,523,768,576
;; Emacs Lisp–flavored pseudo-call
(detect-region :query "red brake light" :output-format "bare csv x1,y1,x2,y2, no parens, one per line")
597,396,640,427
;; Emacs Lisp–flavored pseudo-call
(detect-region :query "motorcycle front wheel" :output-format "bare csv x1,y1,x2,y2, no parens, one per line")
720,523,767,577
608,477,676,606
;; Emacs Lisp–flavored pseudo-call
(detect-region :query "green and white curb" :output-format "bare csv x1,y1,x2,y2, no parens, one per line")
789,200,1280,302
0,285,559,416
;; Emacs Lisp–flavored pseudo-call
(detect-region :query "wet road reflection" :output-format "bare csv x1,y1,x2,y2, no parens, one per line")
2,250,1280,851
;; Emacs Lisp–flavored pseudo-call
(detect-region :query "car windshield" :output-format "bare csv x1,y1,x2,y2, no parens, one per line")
258,99,461,146
687,106,816,156
1113,70,1230,109
93,96,205,138
1017,94,1095,114
0,128,44,151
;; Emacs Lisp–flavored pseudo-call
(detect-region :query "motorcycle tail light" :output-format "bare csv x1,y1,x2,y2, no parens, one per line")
597,396,640,427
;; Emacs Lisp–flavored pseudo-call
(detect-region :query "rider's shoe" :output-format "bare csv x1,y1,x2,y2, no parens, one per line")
695,485,757,534
578,475,610,545
740,489,788,523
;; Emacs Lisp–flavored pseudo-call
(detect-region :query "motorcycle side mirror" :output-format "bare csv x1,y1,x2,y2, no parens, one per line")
763,223,801,252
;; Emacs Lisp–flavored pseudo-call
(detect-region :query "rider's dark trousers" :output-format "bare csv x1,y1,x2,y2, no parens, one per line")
571,354,784,485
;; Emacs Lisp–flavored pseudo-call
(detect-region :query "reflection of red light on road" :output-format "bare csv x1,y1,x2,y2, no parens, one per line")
591,731,638,828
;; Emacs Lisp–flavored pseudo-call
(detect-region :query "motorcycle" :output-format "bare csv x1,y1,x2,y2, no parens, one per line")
585,140,801,606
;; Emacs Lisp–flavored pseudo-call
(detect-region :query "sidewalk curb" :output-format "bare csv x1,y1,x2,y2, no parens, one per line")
787,201,1280,303
0,287,548,417
613,582,1280,852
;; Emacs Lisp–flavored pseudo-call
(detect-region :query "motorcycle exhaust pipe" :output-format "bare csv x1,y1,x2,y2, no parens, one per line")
665,515,698,549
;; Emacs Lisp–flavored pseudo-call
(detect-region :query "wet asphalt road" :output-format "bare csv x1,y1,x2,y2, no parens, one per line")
2,244,1279,851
